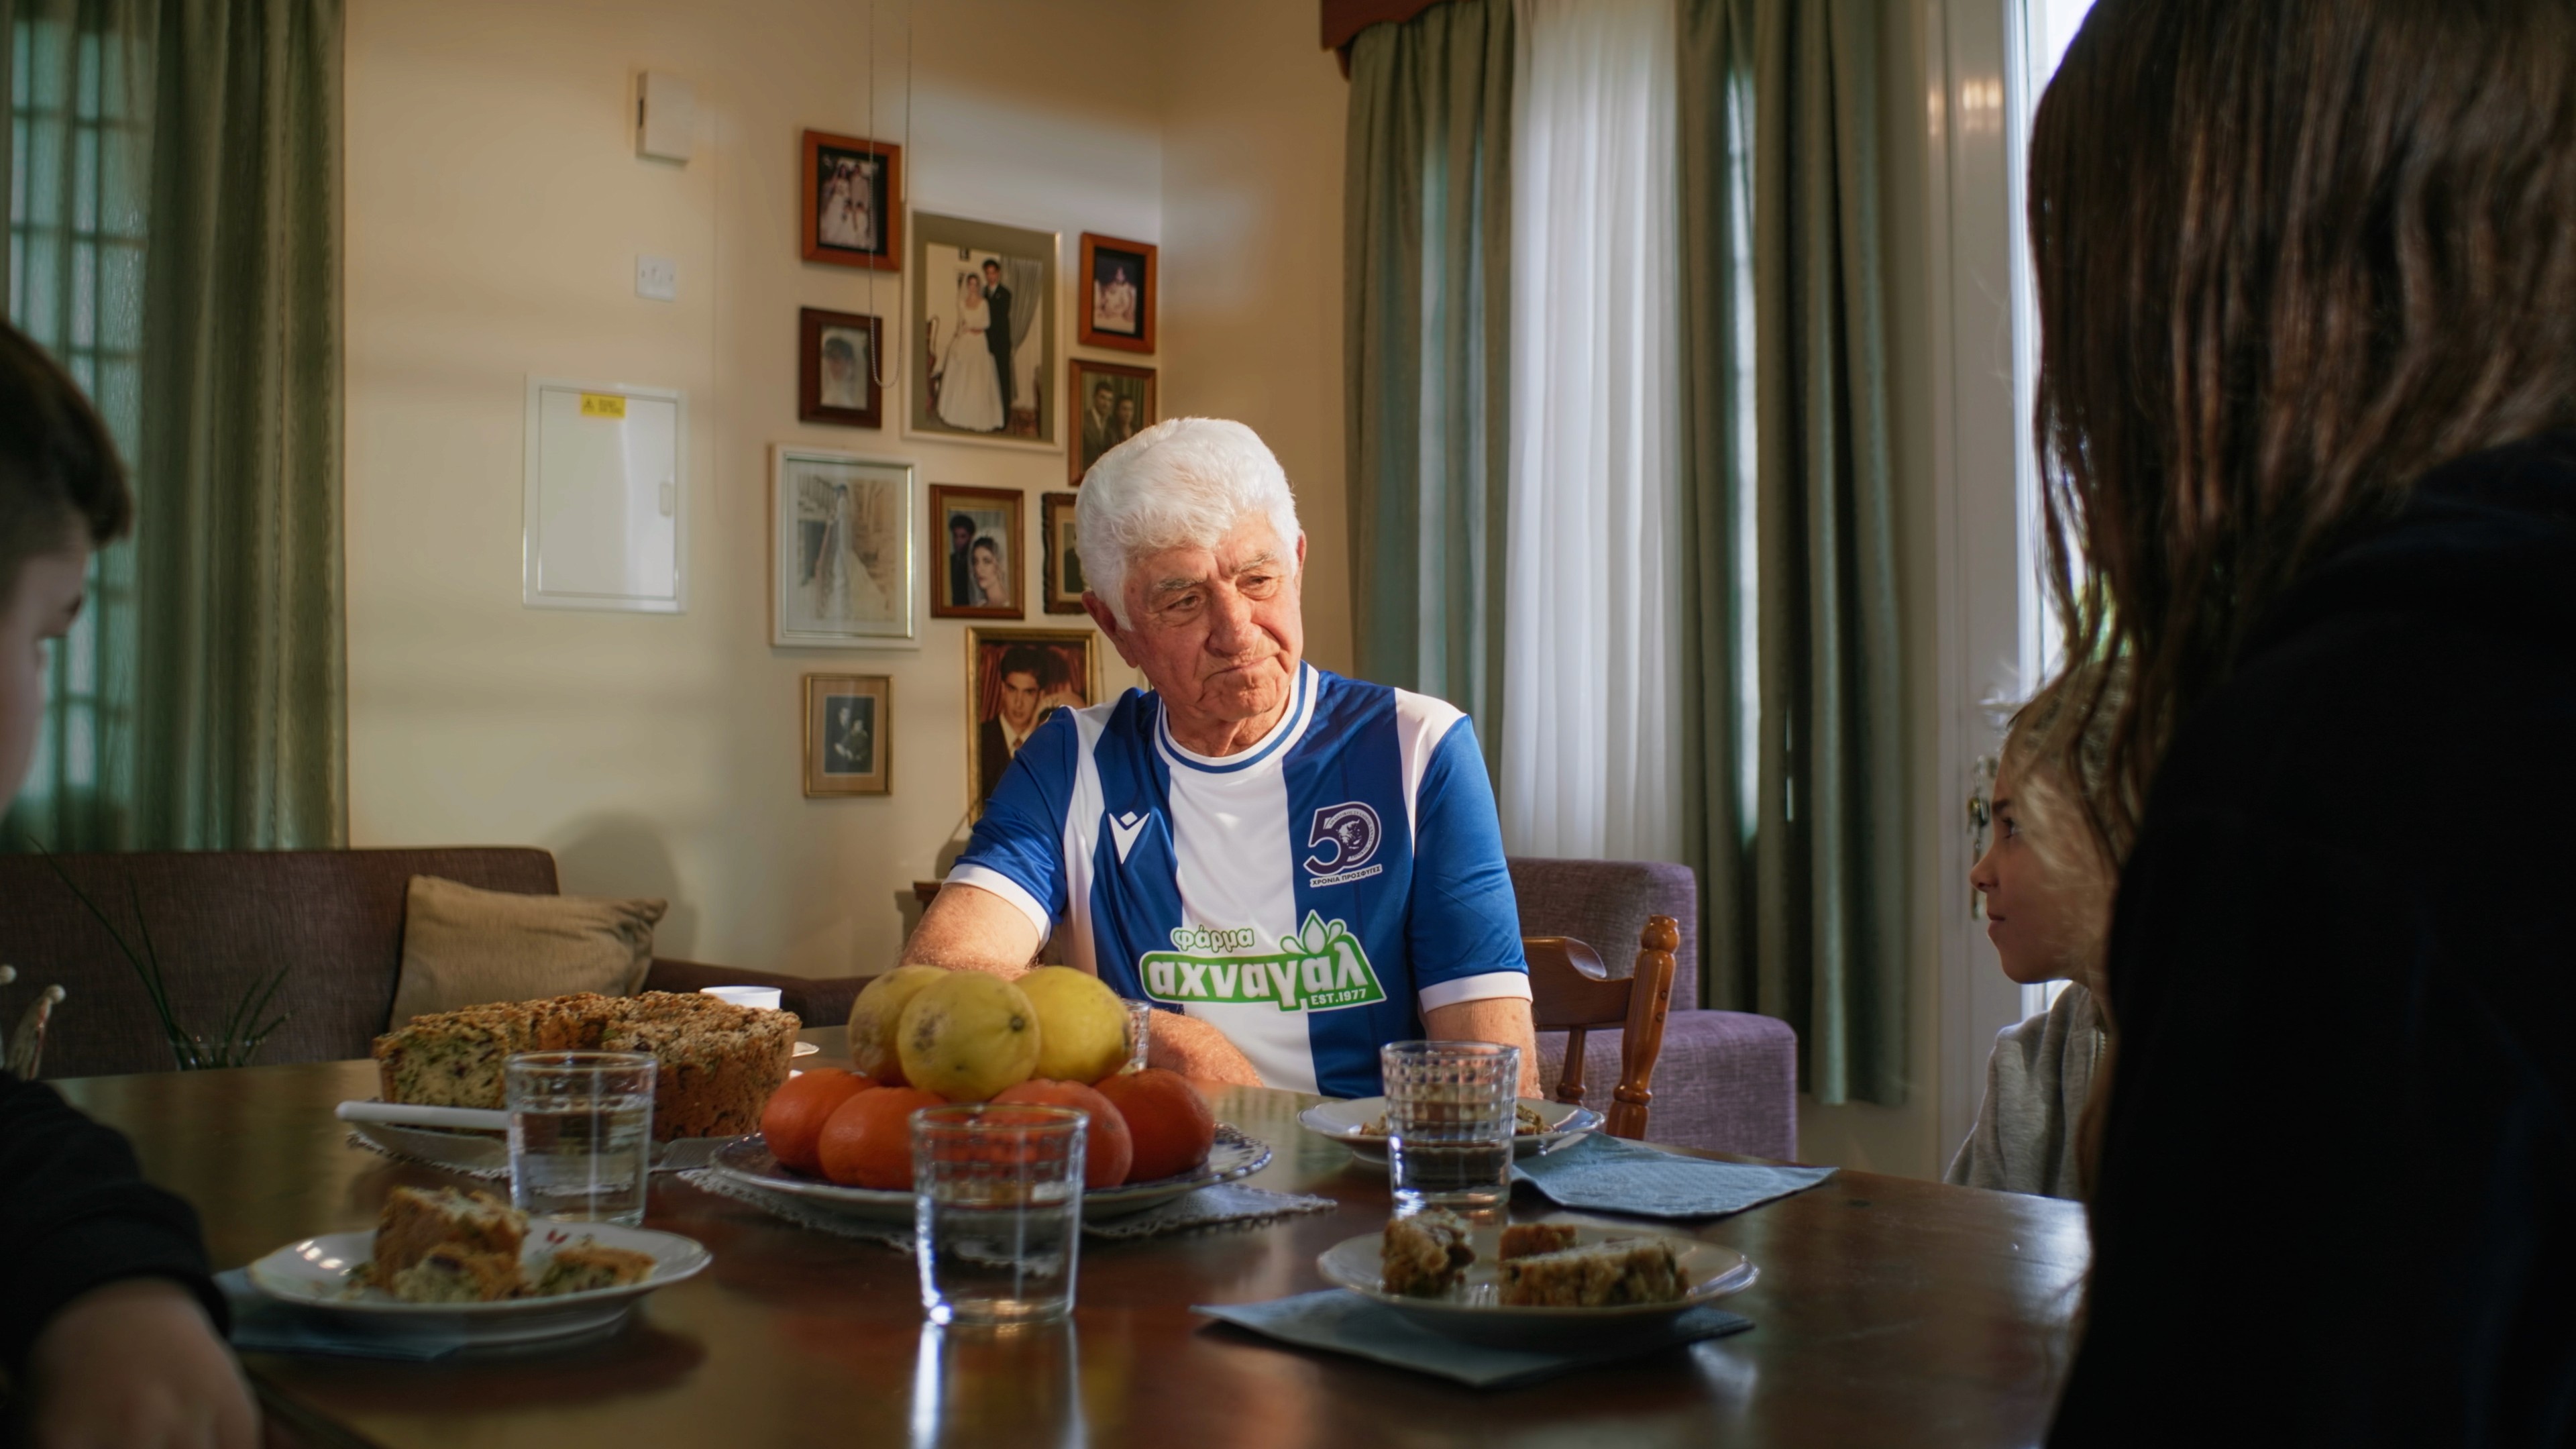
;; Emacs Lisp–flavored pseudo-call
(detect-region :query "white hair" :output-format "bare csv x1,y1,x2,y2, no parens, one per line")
1075,417,1301,627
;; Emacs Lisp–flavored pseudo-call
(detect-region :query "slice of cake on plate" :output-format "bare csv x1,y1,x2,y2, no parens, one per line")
1381,1209,1475,1298
1497,1238,1686,1307
1498,1222,1580,1260
532,1242,657,1297
368,1187,529,1301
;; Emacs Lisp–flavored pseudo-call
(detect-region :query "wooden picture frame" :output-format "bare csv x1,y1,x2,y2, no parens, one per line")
907,211,1061,449
1041,492,1085,614
771,447,914,647
800,131,900,270
928,484,1026,619
1078,233,1156,354
798,309,883,428
804,674,892,796
1068,358,1157,485
965,627,1101,814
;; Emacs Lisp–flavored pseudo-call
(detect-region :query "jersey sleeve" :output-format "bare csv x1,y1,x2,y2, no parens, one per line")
947,708,1080,941
1406,716,1532,1010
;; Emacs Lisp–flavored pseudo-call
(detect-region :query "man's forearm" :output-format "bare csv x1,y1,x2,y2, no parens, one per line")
1421,996,1544,1097
1143,1010,1263,1087
900,882,1041,978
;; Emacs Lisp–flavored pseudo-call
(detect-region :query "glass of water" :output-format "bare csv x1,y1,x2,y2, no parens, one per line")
912,1103,1087,1326
506,1051,656,1225
1381,1040,1521,1210
1121,998,1156,1074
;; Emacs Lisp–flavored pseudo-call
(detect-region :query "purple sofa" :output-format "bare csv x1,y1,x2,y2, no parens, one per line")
1509,857,1799,1160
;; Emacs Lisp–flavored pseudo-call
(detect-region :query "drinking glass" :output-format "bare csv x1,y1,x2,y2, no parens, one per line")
506,1051,656,1224
1381,1040,1521,1210
913,1104,1087,1326
1121,998,1156,1074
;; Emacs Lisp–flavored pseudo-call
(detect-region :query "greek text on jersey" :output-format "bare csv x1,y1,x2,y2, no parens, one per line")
1138,913,1387,1013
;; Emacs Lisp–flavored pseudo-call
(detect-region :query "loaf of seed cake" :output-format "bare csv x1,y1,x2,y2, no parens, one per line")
371,991,800,1140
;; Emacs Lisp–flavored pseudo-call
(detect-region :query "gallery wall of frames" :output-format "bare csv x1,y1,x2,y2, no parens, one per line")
784,131,1158,811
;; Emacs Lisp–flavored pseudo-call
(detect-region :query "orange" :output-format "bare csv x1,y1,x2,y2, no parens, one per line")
759,1069,874,1174
816,1086,946,1190
992,1079,1134,1188
1092,1069,1215,1185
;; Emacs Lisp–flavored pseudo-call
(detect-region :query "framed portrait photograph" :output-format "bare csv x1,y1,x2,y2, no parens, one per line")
908,211,1059,449
928,484,1024,619
965,627,1099,813
771,447,915,647
804,674,892,796
798,309,883,427
1069,358,1157,484
801,131,900,270
1040,492,1085,614
1077,233,1156,354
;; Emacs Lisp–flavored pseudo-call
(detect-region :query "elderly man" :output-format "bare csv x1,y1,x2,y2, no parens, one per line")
905,418,1539,1095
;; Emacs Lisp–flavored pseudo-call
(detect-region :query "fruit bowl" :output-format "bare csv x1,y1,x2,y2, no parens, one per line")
707,1125,1271,1222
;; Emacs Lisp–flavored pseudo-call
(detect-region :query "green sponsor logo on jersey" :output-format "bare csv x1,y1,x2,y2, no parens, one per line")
1138,912,1386,1013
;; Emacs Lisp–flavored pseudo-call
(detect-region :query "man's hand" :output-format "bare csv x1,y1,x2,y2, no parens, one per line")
903,883,1264,1086
1142,1010,1263,1087
1423,996,1545,1097
23,1277,259,1449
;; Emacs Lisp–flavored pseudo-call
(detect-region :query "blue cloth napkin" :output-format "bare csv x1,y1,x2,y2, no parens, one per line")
217,1269,468,1362
1512,1134,1835,1218
1197,1290,1752,1389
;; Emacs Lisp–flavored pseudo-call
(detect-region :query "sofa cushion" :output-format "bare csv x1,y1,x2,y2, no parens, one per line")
388,875,665,1023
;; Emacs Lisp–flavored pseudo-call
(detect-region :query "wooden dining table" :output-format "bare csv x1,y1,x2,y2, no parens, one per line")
56,1029,2090,1448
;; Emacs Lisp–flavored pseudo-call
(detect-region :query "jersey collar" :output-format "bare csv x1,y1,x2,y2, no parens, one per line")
1155,662,1315,775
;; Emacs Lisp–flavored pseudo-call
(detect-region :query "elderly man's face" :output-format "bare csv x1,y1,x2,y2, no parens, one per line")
1095,517,1304,733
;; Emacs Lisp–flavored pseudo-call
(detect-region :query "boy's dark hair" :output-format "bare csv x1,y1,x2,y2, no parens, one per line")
0,321,131,596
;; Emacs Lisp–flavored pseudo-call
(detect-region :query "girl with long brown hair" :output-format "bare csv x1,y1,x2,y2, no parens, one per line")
2029,1,2576,1442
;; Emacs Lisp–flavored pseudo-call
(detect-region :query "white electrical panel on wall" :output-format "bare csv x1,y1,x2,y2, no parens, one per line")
523,377,687,613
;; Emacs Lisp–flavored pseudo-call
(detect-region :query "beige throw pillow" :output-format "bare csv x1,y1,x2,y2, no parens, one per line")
389,875,669,1023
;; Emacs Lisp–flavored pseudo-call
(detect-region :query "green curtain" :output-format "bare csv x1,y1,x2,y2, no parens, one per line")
1676,0,1906,1105
1342,0,1512,767
0,0,344,852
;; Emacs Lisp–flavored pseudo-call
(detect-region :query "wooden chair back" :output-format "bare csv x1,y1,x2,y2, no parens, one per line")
1524,916,1679,1140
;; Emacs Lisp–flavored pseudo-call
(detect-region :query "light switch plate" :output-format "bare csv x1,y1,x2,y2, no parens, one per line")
636,254,678,302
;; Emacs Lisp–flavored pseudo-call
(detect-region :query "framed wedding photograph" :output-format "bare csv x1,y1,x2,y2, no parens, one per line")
800,131,900,270
1069,358,1157,484
798,309,883,427
771,448,915,647
928,483,1024,619
908,211,1059,449
1040,492,1085,614
1077,233,1155,354
965,627,1099,813
804,674,891,796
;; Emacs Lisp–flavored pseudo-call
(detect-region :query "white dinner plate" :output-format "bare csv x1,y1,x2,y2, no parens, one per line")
708,1124,1272,1222
1316,1224,1755,1350
794,1040,821,1057
1297,1096,1602,1165
343,1114,743,1175
246,1222,710,1348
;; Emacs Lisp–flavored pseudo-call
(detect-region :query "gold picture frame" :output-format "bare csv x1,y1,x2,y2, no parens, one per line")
804,674,891,796
965,627,1100,814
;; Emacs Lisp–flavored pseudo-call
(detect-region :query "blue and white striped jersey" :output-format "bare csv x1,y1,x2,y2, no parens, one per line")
949,662,1529,1097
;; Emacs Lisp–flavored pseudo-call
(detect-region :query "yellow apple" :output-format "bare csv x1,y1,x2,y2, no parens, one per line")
1016,966,1131,1085
846,965,947,1087
896,971,1041,1102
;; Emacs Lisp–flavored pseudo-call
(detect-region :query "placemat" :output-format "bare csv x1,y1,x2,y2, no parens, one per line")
1512,1134,1835,1218
1197,1289,1754,1389
678,1168,916,1252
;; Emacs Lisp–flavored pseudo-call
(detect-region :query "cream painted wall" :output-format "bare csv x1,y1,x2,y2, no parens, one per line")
343,0,1257,980
1157,2,1352,676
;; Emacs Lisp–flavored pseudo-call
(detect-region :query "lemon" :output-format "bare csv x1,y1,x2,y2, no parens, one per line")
896,971,1041,1102
1017,966,1131,1084
847,965,947,1087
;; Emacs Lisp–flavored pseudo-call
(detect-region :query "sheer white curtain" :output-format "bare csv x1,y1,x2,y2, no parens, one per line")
1499,0,1683,861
